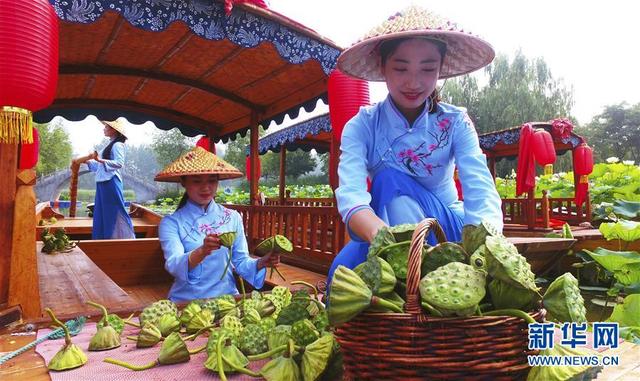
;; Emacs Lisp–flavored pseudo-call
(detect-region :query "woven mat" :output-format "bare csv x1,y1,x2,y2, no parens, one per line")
36,321,266,380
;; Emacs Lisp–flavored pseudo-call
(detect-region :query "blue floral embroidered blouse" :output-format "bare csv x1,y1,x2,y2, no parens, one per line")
85,140,125,183
336,96,503,232
158,199,266,302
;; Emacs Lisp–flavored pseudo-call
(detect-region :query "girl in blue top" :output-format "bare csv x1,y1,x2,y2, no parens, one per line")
76,119,135,239
328,6,503,283
155,147,280,302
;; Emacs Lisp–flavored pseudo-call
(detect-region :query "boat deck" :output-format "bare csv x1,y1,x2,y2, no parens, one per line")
36,217,158,240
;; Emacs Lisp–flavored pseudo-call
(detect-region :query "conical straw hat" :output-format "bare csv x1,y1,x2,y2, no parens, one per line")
154,146,243,182
338,5,495,81
102,119,129,138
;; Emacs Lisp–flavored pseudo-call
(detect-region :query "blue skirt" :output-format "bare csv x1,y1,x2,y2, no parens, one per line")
327,168,464,286
93,176,135,240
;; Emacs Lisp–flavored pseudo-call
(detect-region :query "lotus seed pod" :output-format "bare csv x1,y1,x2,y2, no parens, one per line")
271,286,293,307
462,220,503,254
255,235,293,255
328,266,373,326
378,241,411,279
311,311,330,333
291,319,320,347
180,301,203,325
157,313,180,337
158,332,190,365
276,301,310,326
259,316,277,332
218,232,236,248
204,339,249,372
485,236,539,292
242,306,262,325
97,313,125,335
261,355,302,381
388,223,417,242
136,322,162,348
88,325,121,351
421,242,468,276
186,308,214,334
207,328,239,356
48,343,88,371
215,294,238,318
367,226,396,258
543,272,587,323
419,262,486,317
139,299,178,327
469,244,488,272
354,256,397,295
301,334,334,381
488,279,539,311
239,323,269,355
220,315,244,339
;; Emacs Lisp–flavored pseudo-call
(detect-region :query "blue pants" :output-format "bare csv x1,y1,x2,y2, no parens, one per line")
327,168,464,287
93,177,135,239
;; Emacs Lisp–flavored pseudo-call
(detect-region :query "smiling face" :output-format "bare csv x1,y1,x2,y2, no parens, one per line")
381,38,443,121
181,174,219,207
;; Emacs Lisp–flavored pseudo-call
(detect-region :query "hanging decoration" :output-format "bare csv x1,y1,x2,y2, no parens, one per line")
0,0,58,144
328,69,370,143
515,124,536,197
196,136,216,154
573,143,594,207
532,129,556,175
18,128,40,170
225,0,268,16
245,155,261,179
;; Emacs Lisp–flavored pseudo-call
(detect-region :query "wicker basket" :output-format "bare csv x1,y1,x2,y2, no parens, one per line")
334,218,544,380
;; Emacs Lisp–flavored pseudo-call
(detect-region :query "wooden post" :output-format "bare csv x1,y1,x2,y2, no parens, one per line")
0,143,18,306
488,156,496,179
249,111,260,246
69,162,79,217
527,189,535,230
329,135,340,190
9,169,41,318
279,148,286,204
541,190,550,229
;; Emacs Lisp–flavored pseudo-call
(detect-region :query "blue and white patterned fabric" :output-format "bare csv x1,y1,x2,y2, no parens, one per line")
159,198,266,302
257,113,331,154
336,96,504,234
479,126,583,150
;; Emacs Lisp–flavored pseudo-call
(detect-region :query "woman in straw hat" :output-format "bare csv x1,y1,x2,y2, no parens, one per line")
154,147,280,302
328,6,503,283
74,119,135,240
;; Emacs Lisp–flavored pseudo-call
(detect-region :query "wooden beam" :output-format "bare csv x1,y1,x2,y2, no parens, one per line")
60,65,265,111
279,148,286,204
8,170,40,318
0,143,18,306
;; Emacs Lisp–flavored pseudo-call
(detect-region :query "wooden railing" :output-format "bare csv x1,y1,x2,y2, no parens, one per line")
502,191,591,229
264,197,335,207
224,204,345,274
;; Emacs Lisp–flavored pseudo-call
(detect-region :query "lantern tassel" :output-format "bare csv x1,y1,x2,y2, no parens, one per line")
579,175,589,184
0,107,33,144
544,164,553,176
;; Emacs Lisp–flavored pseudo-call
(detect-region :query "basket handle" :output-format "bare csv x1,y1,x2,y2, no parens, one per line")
404,218,447,315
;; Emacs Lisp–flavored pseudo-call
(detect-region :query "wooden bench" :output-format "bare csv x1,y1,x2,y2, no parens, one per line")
263,262,327,291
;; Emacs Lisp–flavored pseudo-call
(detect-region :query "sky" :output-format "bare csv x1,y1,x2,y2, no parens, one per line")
62,0,640,155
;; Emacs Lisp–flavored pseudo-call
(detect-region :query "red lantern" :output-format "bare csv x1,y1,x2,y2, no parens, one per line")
532,129,556,175
18,128,39,169
573,143,594,177
245,155,261,179
0,0,58,144
328,69,370,143
196,136,215,154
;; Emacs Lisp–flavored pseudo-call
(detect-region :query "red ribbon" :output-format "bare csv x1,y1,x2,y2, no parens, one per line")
516,123,536,197
225,0,268,16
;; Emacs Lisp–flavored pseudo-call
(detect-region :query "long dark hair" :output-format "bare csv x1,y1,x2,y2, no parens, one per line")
379,38,447,114
101,132,127,160
176,192,189,211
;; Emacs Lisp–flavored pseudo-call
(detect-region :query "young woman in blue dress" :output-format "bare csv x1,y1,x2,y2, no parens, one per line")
327,6,504,282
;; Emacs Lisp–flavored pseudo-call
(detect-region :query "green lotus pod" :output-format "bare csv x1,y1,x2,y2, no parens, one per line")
239,323,269,355
259,316,277,332
419,262,486,317
255,235,294,255
87,301,121,351
135,322,162,348
48,343,88,371
311,311,330,333
421,242,468,276
271,286,293,307
157,313,180,337
306,299,320,317
367,226,396,258
207,328,239,356
220,314,244,339
378,241,411,279
242,306,262,325
139,299,178,327
158,332,191,365
97,313,126,335
218,232,236,248
276,302,310,326
543,272,587,323
562,223,574,239
354,256,397,295
527,343,598,381
185,308,214,334
180,301,203,325
469,244,488,272
204,339,249,372
197,298,220,316
291,319,319,347
388,223,417,242
488,279,539,311
261,355,302,381
461,220,502,255
268,325,292,352
328,266,402,326
301,334,335,381
215,295,238,318
264,294,284,319
485,235,539,292
366,291,405,313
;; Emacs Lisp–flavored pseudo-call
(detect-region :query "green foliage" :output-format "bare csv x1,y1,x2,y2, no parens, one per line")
125,144,160,183
151,129,194,169
223,134,250,173
582,102,640,163
35,120,73,176
59,189,136,202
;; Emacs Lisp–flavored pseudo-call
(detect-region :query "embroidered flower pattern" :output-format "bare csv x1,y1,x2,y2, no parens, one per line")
198,208,232,235
396,113,451,175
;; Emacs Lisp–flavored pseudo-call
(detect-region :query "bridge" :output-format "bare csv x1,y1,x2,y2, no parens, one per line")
35,169,160,202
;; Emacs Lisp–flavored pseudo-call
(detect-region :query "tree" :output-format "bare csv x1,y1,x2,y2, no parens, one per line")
583,103,640,162
35,119,73,176
223,133,250,174
151,128,193,169
126,144,160,182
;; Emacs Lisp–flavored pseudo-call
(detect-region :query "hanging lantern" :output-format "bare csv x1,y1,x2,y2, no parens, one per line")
0,0,59,144
196,136,215,154
573,143,594,183
18,128,39,169
245,155,261,179
532,129,556,175
328,69,370,143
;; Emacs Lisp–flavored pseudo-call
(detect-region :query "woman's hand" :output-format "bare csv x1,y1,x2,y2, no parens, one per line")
257,251,281,270
188,234,222,269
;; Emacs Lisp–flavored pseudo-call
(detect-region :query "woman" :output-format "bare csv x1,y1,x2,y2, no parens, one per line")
155,146,280,302
75,119,135,240
328,6,503,282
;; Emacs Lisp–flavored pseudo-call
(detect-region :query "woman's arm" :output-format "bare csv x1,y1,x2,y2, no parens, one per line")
95,142,125,170
227,211,268,289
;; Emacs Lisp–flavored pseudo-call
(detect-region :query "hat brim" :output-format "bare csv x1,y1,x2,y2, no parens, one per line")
102,120,129,139
338,30,495,81
154,170,244,183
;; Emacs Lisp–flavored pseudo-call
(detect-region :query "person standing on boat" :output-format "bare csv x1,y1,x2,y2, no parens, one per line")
74,119,135,240
327,6,503,283
154,147,280,302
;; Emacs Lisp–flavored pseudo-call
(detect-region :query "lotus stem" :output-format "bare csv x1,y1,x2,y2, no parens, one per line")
239,276,246,303
188,343,208,355
291,280,318,298
221,353,261,377
220,251,232,281
123,317,140,328
287,339,295,358
216,334,227,381
483,309,536,324
273,266,286,281
103,357,158,371
183,325,214,341
87,301,110,327
126,335,138,342
247,344,288,361
44,308,71,346
372,296,403,313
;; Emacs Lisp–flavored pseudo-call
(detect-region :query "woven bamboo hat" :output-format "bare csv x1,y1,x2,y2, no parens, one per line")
101,119,129,139
154,146,243,183
337,5,495,81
